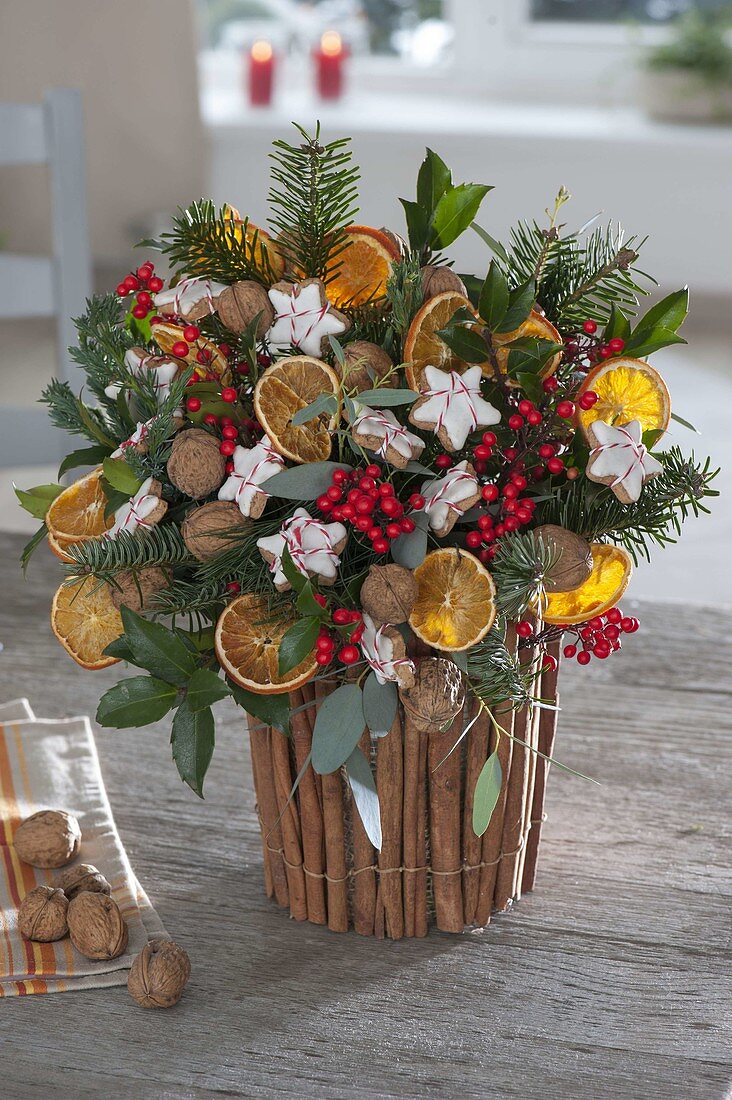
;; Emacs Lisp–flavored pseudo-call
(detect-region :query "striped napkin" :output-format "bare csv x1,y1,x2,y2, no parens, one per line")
0,699,166,996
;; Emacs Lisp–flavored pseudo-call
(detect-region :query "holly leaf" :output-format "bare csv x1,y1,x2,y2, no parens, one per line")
362,672,397,738
102,457,143,497
633,287,689,336
58,445,113,479
400,198,431,252
296,581,328,619
417,147,452,214
103,635,136,662
171,699,215,798
228,680,290,735
14,483,63,520
185,668,230,712
437,324,488,365
494,280,535,334
345,746,382,851
603,303,632,343
262,462,353,500
430,183,493,250
278,616,319,676
120,606,198,687
472,751,503,836
478,261,510,330
311,684,365,775
623,328,687,359
96,676,178,728
280,545,307,594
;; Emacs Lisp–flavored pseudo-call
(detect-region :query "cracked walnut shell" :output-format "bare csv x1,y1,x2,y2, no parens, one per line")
18,886,69,942
59,863,112,901
14,809,81,868
128,940,191,1009
67,891,128,960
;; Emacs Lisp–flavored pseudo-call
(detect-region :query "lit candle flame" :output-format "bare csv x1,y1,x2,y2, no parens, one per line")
320,31,342,57
251,40,273,62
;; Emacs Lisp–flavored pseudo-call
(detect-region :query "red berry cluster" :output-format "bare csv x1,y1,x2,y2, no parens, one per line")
315,465,416,556
316,608,364,667
563,318,626,371
464,472,537,564
562,607,639,665
116,261,163,318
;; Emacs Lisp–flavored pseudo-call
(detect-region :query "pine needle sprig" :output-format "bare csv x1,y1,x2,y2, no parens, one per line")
467,618,537,711
63,525,194,583
191,512,286,592
39,378,111,444
152,200,275,285
385,253,423,357
149,578,224,622
491,531,560,621
268,122,360,281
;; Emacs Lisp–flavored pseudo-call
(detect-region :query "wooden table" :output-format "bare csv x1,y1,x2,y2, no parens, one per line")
1,532,730,1099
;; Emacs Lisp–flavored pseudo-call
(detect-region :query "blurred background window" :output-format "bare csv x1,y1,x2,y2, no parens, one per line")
530,0,726,23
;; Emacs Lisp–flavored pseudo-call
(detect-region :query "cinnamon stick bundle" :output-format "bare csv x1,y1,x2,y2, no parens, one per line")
290,686,326,925
414,724,429,937
513,688,540,901
248,724,289,907
315,678,349,932
522,639,561,894
270,727,308,921
351,730,377,936
375,712,404,940
402,714,420,937
248,724,273,899
462,698,490,926
428,706,464,933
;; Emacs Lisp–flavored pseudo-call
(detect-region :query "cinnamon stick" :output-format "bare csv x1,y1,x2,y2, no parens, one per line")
315,678,349,932
514,686,540,901
414,723,429,938
402,713,420,936
375,711,404,940
270,727,308,921
249,724,289,908
428,705,465,933
462,698,490,926
290,686,326,925
248,722,273,899
522,639,561,894
350,730,377,936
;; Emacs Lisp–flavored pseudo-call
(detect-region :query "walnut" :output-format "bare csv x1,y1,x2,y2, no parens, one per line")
167,428,227,500
360,564,417,624
128,940,191,1009
14,809,81,868
59,863,111,901
379,227,406,258
181,500,249,561
399,657,465,733
109,566,172,613
67,891,128,960
534,524,593,593
338,341,395,396
217,280,275,338
421,265,468,302
18,886,69,942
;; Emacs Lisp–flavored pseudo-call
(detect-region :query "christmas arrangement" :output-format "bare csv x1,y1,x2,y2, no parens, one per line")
18,124,717,938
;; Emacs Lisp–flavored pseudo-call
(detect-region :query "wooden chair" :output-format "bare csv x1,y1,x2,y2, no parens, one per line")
0,87,92,466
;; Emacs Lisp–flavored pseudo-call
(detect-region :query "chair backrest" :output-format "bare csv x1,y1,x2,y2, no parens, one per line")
0,88,92,466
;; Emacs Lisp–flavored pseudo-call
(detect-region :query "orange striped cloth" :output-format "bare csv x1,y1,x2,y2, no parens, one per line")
0,699,166,996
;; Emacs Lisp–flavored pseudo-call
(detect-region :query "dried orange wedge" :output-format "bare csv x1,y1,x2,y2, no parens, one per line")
253,355,340,463
403,291,484,391
325,226,400,309
46,468,113,545
409,548,497,652
51,577,123,670
541,543,632,625
215,593,318,695
494,309,562,383
576,357,671,440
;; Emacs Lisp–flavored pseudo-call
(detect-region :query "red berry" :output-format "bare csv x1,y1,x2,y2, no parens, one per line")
385,523,402,539
409,493,425,510
563,644,577,658
620,617,635,633
218,343,231,357
527,410,542,426
221,386,237,403
123,275,139,292
172,340,189,358
503,447,517,461
582,319,598,335
542,377,559,393
502,483,518,500
137,263,154,278
465,531,482,549
355,516,371,532
183,325,200,342
511,474,527,490
538,444,554,460
588,616,603,630
593,642,611,659
577,650,592,665
516,621,533,638
186,396,201,413
136,291,152,308
131,304,147,319
400,517,415,534
359,477,376,493
326,485,342,502
219,440,236,457
557,400,575,419
365,464,381,478
380,496,399,517
482,431,497,446
331,507,344,521
473,443,492,461
508,414,524,431
518,399,533,416
203,413,217,426
504,516,519,531
338,645,360,665
547,457,565,475
225,581,241,594
606,607,622,624
372,538,389,554
220,416,233,428
316,495,331,512
367,526,382,541
435,454,452,469
355,497,373,515
477,514,493,531
481,484,499,502
332,468,348,485
543,653,558,673
116,282,129,297
378,482,394,497
599,344,612,359
222,425,238,441
604,625,620,641
608,337,625,353
340,504,355,521
333,608,351,625
225,461,234,474
314,593,327,608
148,276,163,292
316,652,332,666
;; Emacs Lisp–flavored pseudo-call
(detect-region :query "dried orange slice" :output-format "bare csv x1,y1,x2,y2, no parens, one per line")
253,355,339,463
576,357,671,440
195,207,285,281
409,548,497,652
51,577,123,670
215,593,318,695
47,531,76,563
494,309,562,383
541,543,632,625
325,226,400,309
403,291,485,391
46,468,113,545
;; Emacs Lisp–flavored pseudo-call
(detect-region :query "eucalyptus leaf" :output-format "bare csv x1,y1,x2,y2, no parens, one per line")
14,483,63,520
75,398,117,448
262,461,353,500
430,183,493,250
278,616,319,676
311,684,365,775
228,680,290,735
58,445,112,479
96,675,178,728
171,699,215,798
346,746,382,851
671,411,699,434
362,672,397,738
102,457,143,496
185,668,230,712
391,511,429,569
328,335,346,365
472,751,503,837
355,388,418,407
291,393,338,426
120,606,197,687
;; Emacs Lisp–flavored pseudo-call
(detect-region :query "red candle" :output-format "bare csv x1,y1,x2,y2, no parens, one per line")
248,40,275,107
314,32,347,101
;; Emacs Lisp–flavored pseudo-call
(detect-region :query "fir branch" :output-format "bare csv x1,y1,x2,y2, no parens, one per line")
149,578,224,621
385,253,423,356
153,201,274,285
491,531,560,621
268,122,360,282
467,618,536,711
63,525,194,582
39,379,110,444
191,512,286,592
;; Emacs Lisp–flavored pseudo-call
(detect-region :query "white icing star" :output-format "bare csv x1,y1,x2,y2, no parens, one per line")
217,436,285,517
351,405,425,464
108,476,162,537
587,419,663,503
361,613,416,686
410,365,501,450
111,410,184,458
420,460,480,533
257,507,347,589
153,276,227,318
266,282,346,357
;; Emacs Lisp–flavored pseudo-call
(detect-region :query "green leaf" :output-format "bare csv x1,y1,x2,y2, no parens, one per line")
20,524,48,574
291,393,338,427
58,445,112,479
634,287,689,336
391,511,429,569
311,684,365,774
185,668,230,712
171,699,215,798
103,635,136,662
494,280,536,333
101,481,133,520
102,457,143,496
228,680,290,735
296,581,328,618
642,428,664,451
623,328,686,358
671,411,699,434
513,372,544,403
355,388,418,407
451,651,469,674
400,198,431,252
96,676,178,728
478,261,510,330
437,324,488,364
120,606,197,687
328,335,346,366
262,461,353,500
278,616,319,676
417,147,452,214
14,483,63,520
345,746,382,850
362,672,397,738
75,397,117,448
471,221,510,264
280,545,307,593
603,303,632,342
472,751,503,837
430,183,493,250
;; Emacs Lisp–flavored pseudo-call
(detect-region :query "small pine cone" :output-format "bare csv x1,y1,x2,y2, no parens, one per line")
399,657,465,733
167,428,226,500
59,863,112,901
18,886,69,942
217,281,275,338
128,940,191,1009
339,341,395,396
421,266,467,302
14,809,81,868
182,500,249,561
360,564,417,624
109,566,172,613
67,892,128,960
